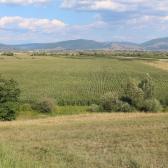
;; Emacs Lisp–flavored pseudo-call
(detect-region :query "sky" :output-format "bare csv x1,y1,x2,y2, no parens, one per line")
0,0,168,44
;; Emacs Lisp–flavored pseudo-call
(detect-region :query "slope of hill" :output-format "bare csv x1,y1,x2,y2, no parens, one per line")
0,39,140,51
11,39,110,50
0,44,10,49
110,42,142,50
142,37,168,50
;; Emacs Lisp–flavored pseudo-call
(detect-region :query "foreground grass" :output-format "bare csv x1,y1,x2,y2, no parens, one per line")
0,113,168,168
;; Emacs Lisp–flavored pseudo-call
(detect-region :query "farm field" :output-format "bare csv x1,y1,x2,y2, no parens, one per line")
0,113,168,168
0,54,167,105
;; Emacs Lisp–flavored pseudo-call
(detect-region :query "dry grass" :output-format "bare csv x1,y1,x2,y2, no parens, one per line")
0,113,168,168
144,61,168,71
0,112,167,127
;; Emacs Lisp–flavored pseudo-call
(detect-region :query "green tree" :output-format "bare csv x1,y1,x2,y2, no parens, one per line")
122,76,162,112
139,74,154,99
0,75,20,121
122,79,144,109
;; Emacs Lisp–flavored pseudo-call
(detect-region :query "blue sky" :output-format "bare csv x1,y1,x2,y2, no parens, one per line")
0,0,168,44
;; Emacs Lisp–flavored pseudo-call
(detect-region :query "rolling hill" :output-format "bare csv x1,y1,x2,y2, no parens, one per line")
0,39,140,51
0,37,168,51
12,39,109,50
141,37,168,50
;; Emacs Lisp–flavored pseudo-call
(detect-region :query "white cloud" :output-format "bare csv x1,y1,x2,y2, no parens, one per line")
123,14,168,32
0,15,109,43
90,0,129,11
0,16,66,32
70,20,107,32
0,0,50,5
127,15,168,25
61,0,168,12
61,0,131,11
1,12,168,44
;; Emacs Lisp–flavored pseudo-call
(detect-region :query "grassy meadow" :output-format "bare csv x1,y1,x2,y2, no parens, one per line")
0,54,167,105
0,113,168,168
0,53,168,168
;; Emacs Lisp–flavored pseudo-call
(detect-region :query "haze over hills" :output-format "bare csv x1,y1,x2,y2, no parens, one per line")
0,37,168,51
141,37,168,51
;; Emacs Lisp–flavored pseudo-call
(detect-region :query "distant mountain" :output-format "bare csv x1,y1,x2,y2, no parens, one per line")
12,39,110,50
0,39,140,51
110,42,142,51
142,37,168,50
1,37,168,51
0,44,8,49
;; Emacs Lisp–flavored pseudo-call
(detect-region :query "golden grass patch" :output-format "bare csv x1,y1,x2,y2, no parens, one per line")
0,113,167,127
0,113,168,168
144,61,168,71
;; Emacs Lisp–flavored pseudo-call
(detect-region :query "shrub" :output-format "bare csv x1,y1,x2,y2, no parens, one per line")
0,76,20,121
19,103,33,112
0,102,18,121
0,77,20,103
100,92,135,112
139,74,154,99
100,92,119,112
128,160,141,168
31,52,47,56
160,96,168,108
87,104,100,112
122,79,144,109
165,96,168,107
99,76,163,113
117,101,135,112
36,98,55,113
122,76,156,111
142,99,162,112
1,52,14,56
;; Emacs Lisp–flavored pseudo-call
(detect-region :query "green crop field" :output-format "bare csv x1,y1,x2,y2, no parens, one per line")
0,55,167,105
0,113,168,168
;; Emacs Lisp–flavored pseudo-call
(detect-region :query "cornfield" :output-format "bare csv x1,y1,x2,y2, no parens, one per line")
0,56,167,105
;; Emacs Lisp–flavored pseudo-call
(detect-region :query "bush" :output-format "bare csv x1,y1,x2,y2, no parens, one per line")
1,52,14,56
139,74,154,99
122,79,144,109
128,160,141,168
19,103,33,112
160,96,168,108
0,77,20,103
36,98,55,113
142,99,162,112
122,76,161,112
100,91,135,112
100,92,119,112
98,76,164,113
87,104,100,112
31,52,47,56
0,102,18,121
117,101,135,112
0,76,20,121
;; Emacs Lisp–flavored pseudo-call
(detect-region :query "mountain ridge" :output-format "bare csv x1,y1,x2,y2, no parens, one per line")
141,37,168,50
0,37,168,51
